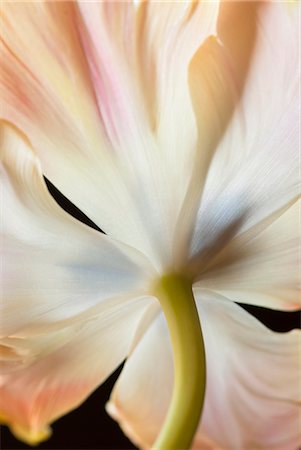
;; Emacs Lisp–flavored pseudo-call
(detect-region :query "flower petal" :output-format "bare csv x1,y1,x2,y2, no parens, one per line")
0,296,155,445
107,291,301,450
0,121,155,336
175,2,260,265
196,200,300,310
1,1,219,269
78,0,218,156
192,1,259,183
189,1,299,276
0,2,106,161
0,2,130,250
0,121,157,443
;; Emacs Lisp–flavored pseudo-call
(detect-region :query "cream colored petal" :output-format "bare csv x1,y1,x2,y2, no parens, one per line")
0,1,106,158
0,121,155,336
189,2,299,276
76,0,220,269
196,291,301,450
78,1,218,158
1,1,219,270
175,2,261,266
0,2,143,261
196,200,300,310
106,312,172,450
0,296,155,445
107,291,301,450
1,1,152,265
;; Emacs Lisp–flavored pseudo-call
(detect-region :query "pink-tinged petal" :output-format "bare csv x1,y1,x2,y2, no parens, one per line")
0,121,155,335
0,2,150,264
0,1,105,154
195,200,300,311
189,1,299,275
1,1,220,270
107,291,301,450
0,2,133,249
75,0,220,269
0,121,158,443
196,291,301,450
0,297,155,445
78,1,218,149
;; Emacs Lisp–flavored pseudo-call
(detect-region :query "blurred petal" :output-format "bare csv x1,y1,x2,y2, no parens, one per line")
189,2,299,276
1,1,219,269
107,291,301,450
0,121,155,336
196,200,300,310
0,297,155,445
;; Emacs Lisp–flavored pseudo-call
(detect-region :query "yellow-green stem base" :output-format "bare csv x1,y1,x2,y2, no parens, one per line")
153,274,206,450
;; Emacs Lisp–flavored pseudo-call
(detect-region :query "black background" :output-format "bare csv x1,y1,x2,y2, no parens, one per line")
1,179,300,450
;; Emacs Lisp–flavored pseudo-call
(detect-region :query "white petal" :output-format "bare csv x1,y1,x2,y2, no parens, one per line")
0,296,155,445
1,1,219,269
197,291,301,450
0,121,155,336
78,1,218,178
195,200,300,310
107,291,301,450
175,2,259,266
189,2,299,276
106,312,172,449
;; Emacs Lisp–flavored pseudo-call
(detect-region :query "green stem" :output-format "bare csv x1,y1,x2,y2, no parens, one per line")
153,274,206,450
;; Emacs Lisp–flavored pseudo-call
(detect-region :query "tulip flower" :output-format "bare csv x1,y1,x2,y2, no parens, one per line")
0,1,300,449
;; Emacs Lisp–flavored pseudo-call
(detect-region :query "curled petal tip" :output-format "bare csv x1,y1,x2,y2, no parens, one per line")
11,424,52,447
0,412,52,447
